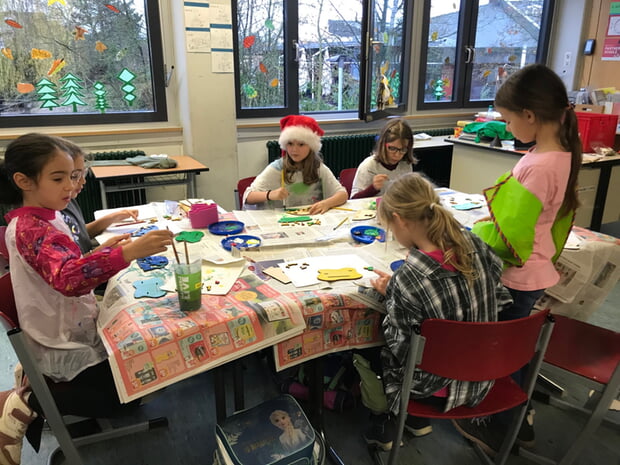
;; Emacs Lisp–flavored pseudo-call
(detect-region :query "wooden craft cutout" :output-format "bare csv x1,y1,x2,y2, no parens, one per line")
317,267,363,282
286,207,312,216
352,209,376,221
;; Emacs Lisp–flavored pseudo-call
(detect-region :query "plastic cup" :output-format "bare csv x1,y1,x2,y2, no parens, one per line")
173,259,202,312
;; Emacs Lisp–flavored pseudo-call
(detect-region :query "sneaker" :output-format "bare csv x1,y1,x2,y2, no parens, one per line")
0,388,37,465
363,413,395,451
452,417,505,458
12,365,27,390
516,408,535,448
404,415,432,437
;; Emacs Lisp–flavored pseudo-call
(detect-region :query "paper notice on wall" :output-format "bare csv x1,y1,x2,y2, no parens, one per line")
210,4,233,72
185,0,211,53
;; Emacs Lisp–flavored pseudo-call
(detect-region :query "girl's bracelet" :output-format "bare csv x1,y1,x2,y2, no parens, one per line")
266,190,272,201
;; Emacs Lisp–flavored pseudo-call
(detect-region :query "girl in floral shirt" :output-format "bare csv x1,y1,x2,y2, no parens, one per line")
0,133,173,465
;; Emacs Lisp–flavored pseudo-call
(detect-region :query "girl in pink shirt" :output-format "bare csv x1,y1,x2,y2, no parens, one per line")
493,64,581,321
458,64,582,455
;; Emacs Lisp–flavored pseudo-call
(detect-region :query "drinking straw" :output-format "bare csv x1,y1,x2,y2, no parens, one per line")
167,226,181,263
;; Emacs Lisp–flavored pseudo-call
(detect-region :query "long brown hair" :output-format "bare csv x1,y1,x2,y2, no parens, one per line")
282,150,322,185
373,118,416,165
495,64,581,214
379,173,476,283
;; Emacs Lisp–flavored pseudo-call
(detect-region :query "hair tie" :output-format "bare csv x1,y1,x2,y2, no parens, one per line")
429,202,437,211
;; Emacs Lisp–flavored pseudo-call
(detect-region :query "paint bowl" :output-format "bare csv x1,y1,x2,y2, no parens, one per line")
221,235,262,251
208,220,244,235
350,226,385,244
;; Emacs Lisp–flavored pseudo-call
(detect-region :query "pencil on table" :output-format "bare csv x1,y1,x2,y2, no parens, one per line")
281,169,286,209
333,216,349,231
332,207,355,212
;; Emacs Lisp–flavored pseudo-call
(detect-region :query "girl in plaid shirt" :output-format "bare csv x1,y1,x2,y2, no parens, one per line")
356,172,512,451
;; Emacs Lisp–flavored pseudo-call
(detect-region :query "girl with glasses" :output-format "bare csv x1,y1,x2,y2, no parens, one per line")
350,118,417,199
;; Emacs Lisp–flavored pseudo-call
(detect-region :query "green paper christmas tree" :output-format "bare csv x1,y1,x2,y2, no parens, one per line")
93,81,110,113
117,68,137,106
60,73,87,112
35,78,60,111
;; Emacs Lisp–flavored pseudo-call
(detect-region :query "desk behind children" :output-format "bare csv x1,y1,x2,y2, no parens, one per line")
90,155,209,209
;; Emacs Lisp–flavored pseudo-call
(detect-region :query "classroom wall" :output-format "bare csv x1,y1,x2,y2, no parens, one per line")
0,0,595,211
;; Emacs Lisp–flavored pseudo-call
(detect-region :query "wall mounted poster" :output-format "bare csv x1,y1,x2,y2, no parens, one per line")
602,2,620,61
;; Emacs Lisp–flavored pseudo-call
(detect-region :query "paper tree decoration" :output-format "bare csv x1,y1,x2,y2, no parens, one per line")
93,81,110,113
60,73,87,112
433,79,446,101
117,68,137,105
35,78,60,111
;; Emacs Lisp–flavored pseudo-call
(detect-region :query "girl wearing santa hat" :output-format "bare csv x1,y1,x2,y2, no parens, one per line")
244,115,348,214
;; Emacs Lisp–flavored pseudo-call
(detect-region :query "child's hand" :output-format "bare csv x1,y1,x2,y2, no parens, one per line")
270,187,289,201
370,269,391,296
95,234,132,251
373,174,389,191
121,230,174,262
105,209,139,223
308,200,331,215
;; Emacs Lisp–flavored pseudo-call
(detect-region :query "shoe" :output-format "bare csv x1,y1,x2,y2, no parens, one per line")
363,413,395,451
452,417,505,458
0,388,37,465
12,365,27,390
404,415,432,437
516,408,536,448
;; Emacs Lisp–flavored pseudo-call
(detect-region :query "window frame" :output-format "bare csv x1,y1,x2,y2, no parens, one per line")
416,0,556,111
232,0,411,120
0,0,168,129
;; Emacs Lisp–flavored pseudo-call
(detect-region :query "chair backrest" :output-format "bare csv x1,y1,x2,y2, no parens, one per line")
544,314,620,385
416,309,552,382
338,168,357,197
0,272,18,329
235,176,256,210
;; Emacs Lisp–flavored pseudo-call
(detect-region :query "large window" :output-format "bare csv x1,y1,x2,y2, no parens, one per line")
233,0,411,121
417,0,555,110
0,0,167,128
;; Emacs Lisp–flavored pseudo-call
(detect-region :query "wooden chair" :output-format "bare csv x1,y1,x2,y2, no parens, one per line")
338,168,357,197
521,314,620,465
382,309,554,465
0,271,168,465
234,176,256,209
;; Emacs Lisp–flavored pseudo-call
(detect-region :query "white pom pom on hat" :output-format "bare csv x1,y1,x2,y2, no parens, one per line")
278,115,325,154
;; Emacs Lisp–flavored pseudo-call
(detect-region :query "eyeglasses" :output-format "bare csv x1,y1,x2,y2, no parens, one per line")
385,144,409,154
70,165,90,183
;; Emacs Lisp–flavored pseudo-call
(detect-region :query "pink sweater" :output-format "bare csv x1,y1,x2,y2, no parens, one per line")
502,150,571,291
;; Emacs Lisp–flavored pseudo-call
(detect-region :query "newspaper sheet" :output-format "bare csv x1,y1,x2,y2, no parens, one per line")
98,271,306,403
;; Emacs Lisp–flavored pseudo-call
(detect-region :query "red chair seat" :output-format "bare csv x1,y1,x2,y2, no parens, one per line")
408,376,528,419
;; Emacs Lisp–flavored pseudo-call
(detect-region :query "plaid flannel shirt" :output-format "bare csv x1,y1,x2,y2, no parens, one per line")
381,231,513,414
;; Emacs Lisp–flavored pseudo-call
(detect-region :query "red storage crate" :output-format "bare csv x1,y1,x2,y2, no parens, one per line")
575,112,618,152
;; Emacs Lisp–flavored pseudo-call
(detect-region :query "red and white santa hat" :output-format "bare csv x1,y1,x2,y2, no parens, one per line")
278,115,324,154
